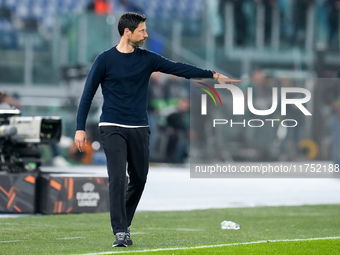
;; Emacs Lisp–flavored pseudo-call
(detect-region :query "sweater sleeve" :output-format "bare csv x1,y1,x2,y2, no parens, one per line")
76,53,106,131
150,51,214,79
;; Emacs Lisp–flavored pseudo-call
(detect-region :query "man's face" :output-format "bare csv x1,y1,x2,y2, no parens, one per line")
128,22,148,48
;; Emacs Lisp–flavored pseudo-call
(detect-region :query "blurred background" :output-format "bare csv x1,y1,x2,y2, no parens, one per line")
0,0,340,166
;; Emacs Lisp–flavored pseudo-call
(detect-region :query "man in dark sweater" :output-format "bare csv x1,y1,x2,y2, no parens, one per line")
74,12,228,247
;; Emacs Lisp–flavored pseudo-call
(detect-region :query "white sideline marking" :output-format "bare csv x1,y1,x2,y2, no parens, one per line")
56,237,85,240
0,240,21,243
76,236,340,255
131,232,145,235
175,228,202,232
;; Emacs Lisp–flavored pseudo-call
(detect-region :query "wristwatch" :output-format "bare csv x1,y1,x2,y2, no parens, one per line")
211,70,219,79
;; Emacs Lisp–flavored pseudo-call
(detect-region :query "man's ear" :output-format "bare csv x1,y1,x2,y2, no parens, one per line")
124,28,131,37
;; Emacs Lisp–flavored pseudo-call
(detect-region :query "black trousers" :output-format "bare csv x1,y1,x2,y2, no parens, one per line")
99,126,150,234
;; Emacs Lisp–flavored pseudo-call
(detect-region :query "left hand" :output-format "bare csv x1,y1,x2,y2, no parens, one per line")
213,72,241,84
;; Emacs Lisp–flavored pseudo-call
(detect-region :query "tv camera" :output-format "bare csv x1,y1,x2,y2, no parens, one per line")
0,104,62,173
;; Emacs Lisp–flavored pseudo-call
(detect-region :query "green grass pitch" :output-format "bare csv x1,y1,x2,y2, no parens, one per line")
0,204,340,254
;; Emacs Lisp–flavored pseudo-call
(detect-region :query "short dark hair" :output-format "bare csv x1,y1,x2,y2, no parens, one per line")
118,12,146,36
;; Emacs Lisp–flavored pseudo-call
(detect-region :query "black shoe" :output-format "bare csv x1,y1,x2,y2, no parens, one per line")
126,226,133,246
112,232,127,247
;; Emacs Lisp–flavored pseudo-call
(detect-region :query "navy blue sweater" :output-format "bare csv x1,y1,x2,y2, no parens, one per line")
76,47,213,130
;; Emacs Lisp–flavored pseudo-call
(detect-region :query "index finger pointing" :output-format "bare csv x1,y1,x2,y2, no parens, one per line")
222,78,241,83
